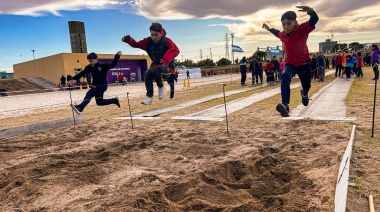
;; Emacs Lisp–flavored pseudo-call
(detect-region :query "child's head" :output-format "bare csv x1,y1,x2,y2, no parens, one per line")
272,56,277,60
357,52,362,56
279,57,283,61
372,44,379,51
281,11,297,34
87,52,98,67
149,22,163,43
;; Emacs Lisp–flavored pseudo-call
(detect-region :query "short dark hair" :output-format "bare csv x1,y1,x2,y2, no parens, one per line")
87,52,98,60
372,44,379,50
281,11,297,21
357,52,362,56
149,22,163,33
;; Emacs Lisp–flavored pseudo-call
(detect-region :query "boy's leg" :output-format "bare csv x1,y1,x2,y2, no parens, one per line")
77,87,97,111
297,63,312,106
166,76,175,99
281,65,298,105
144,68,155,97
93,83,118,106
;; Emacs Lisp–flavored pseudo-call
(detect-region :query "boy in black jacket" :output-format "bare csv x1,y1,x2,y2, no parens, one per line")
70,51,122,115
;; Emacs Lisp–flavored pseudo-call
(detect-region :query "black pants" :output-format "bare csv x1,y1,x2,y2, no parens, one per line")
357,67,363,77
252,72,263,84
373,64,379,79
166,74,176,99
345,67,351,79
335,65,342,77
241,71,247,85
78,82,117,110
281,63,312,104
145,67,164,97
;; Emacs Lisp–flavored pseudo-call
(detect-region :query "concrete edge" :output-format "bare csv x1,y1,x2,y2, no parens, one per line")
114,117,160,120
281,117,356,121
172,116,224,122
0,116,85,140
334,125,356,212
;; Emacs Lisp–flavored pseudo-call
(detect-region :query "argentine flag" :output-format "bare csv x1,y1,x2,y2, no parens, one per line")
232,45,244,53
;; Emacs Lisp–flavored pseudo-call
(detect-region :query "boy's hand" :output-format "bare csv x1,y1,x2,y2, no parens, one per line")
121,35,130,42
116,51,122,56
262,23,270,31
296,6,313,13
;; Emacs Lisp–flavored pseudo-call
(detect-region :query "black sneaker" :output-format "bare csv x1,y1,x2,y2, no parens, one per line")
276,103,289,117
300,90,309,106
115,96,120,108
70,104,82,115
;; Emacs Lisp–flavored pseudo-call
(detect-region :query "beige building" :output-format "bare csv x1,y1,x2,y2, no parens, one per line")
13,53,151,84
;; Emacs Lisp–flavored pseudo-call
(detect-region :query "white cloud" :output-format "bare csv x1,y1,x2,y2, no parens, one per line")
0,0,127,16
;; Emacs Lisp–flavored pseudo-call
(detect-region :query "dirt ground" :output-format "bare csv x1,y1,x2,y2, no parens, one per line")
0,68,379,211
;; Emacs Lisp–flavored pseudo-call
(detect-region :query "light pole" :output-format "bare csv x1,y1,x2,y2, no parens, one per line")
231,33,234,64
31,50,35,60
181,55,183,62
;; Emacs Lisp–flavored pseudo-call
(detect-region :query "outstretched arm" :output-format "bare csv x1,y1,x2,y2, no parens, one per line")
262,23,280,38
121,35,149,51
296,6,319,27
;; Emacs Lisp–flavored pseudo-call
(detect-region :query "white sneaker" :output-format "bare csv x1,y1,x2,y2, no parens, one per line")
170,98,174,100
158,86,165,100
141,97,153,105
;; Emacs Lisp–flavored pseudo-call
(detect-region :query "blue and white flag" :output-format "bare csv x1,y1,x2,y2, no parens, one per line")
232,45,244,53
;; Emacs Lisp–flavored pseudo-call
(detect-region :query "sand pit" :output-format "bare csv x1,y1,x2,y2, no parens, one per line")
0,71,377,211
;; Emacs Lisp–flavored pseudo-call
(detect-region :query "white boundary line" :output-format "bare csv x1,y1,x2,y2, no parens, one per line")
334,125,356,212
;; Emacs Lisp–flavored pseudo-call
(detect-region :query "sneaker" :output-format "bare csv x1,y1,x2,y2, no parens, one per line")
276,103,289,117
170,98,174,100
70,104,82,115
300,89,309,106
141,97,153,105
115,96,120,108
158,86,165,100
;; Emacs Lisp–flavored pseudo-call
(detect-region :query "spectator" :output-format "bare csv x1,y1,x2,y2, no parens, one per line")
186,70,190,79
357,51,364,79
335,52,343,77
60,74,66,87
239,57,247,86
270,56,279,82
316,52,326,82
371,44,379,80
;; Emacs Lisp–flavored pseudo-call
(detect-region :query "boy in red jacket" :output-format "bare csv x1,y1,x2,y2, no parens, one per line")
122,22,180,105
263,6,318,117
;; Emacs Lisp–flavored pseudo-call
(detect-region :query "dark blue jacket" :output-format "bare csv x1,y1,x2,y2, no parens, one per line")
73,54,120,85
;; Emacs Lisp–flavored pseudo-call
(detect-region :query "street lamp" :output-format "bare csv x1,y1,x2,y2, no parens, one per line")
31,50,36,60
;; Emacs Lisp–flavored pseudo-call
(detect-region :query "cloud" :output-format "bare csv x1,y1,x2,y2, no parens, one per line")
128,0,380,44
0,0,127,16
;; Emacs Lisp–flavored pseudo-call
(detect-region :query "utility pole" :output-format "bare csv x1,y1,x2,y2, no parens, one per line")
331,30,334,42
181,55,183,62
31,50,36,60
200,49,203,61
225,33,229,60
231,33,234,64
210,48,212,61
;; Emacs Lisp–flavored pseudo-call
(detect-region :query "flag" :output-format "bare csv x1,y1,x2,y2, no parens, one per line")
232,45,244,53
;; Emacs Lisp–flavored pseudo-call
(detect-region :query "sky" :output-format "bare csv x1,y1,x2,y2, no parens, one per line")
1,0,380,72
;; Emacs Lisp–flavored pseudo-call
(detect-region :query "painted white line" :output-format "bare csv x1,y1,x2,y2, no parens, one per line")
334,125,356,212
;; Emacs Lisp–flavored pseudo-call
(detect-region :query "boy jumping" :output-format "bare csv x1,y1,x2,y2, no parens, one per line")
263,6,319,117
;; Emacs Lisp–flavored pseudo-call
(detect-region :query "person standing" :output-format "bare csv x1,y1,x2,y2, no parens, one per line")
345,51,353,81
250,58,259,85
60,74,66,87
70,52,121,115
357,51,364,79
371,44,379,80
186,70,190,79
316,52,326,82
122,22,180,105
239,57,247,86
270,56,279,82
332,56,336,69
278,57,285,82
262,5,318,117
335,52,343,77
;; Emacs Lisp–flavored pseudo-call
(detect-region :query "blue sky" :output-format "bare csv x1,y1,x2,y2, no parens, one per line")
1,0,380,72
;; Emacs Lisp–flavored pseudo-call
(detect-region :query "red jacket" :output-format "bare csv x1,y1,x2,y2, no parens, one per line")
335,55,343,65
357,56,363,67
122,29,179,73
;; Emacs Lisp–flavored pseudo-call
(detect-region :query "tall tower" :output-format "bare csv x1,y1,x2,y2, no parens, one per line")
68,21,88,53
225,33,229,60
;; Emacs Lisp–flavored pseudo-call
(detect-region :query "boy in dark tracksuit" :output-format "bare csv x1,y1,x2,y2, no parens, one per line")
70,52,122,115
239,57,247,86
122,22,180,105
263,6,318,117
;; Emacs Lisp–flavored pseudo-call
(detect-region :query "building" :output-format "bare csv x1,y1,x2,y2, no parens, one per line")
13,53,151,85
319,39,337,54
68,21,87,53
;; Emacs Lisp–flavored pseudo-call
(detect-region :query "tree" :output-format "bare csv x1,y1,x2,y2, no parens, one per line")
197,58,215,67
252,51,266,62
332,43,348,52
182,59,195,67
217,58,231,66
349,42,364,50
